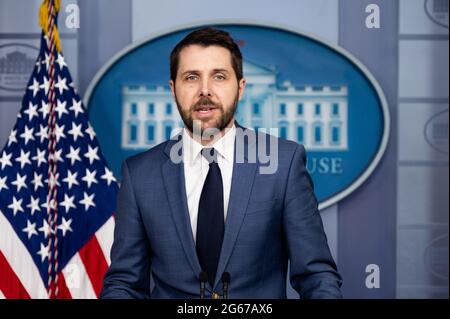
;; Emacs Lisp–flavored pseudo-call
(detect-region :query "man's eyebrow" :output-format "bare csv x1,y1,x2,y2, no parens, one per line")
212,68,230,73
180,69,230,76
181,70,200,76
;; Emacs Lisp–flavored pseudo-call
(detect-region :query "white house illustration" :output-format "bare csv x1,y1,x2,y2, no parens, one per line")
121,60,348,151
0,50,35,74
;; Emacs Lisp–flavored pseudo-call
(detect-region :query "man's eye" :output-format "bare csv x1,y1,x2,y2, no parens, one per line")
214,74,226,80
185,75,198,81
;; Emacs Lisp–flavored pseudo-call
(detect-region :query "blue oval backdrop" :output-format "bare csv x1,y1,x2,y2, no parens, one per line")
86,24,390,209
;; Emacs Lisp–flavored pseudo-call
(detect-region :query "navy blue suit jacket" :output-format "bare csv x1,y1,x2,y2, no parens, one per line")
101,126,342,298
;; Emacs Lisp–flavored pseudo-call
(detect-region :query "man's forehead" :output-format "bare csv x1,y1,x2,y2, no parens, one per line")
178,45,233,71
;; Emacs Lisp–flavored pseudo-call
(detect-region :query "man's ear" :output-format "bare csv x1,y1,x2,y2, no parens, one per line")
238,78,246,101
169,79,175,99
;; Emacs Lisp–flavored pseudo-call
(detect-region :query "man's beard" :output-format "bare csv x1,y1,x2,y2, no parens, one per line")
175,91,239,135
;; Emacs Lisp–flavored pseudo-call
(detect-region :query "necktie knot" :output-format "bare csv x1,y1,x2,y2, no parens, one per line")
201,148,218,164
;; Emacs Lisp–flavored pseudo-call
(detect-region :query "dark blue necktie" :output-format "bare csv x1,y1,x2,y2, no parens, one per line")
196,148,224,287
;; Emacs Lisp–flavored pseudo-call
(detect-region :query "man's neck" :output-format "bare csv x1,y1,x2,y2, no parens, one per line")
187,120,235,146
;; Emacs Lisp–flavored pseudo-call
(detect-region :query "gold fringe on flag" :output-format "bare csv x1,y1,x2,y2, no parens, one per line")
38,0,62,52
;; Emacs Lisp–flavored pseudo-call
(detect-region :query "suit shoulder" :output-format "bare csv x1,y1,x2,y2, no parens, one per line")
123,140,171,170
255,130,304,154
279,137,304,153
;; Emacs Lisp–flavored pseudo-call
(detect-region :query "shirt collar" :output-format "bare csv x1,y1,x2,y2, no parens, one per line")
182,124,236,164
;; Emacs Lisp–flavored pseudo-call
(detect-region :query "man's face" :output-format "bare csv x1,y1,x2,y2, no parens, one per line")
170,45,246,136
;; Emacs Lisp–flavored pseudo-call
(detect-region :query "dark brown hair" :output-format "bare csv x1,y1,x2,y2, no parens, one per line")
170,27,243,82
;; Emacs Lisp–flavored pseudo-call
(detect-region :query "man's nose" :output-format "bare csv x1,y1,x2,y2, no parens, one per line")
199,79,213,97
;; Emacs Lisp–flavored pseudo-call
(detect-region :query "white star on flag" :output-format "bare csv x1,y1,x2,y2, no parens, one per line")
84,145,100,165
39,101,50,118
55,99,69,118
66,146,81,165
35,124,49,143
69,98,84,117
37,242,50,263
11,173,27,192
79,192,96,211
20,126,35,145
38,219,53,239
0,176,8,192
60,194,76,213
39,76,50,95
85,123,96,140
56,53,67,70
31,172,44,191
57,217,73,237
28,78,40,97
54,124,66,142
8,196,24,216
62,170,79,190
32,148,47,168
68,122,84,142
24,102,39,121
26,195,41,216
0,151,13,169
55,75,68,95
41,52,50,70
101,167,117,186
15,150,32,169
7,129,17,147
35,57,41,73
82,168,98,188
22,220,38,239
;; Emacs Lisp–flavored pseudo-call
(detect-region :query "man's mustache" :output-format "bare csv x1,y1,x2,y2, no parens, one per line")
191,97,221,111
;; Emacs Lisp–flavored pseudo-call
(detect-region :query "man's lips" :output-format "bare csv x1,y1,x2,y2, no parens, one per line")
194,105,218,112
193,105,218,118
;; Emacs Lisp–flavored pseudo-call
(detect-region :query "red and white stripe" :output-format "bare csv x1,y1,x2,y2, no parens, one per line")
0,212,115,299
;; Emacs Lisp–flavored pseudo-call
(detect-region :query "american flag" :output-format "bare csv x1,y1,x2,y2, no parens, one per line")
0,2,118,299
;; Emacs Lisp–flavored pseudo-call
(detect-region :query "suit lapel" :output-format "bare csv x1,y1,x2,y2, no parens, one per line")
162,138,202,279
214,126,258,288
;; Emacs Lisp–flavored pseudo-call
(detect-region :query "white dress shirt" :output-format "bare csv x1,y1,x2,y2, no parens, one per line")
182,125,235,242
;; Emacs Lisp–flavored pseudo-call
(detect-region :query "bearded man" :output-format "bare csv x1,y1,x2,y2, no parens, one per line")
101,27,342,299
